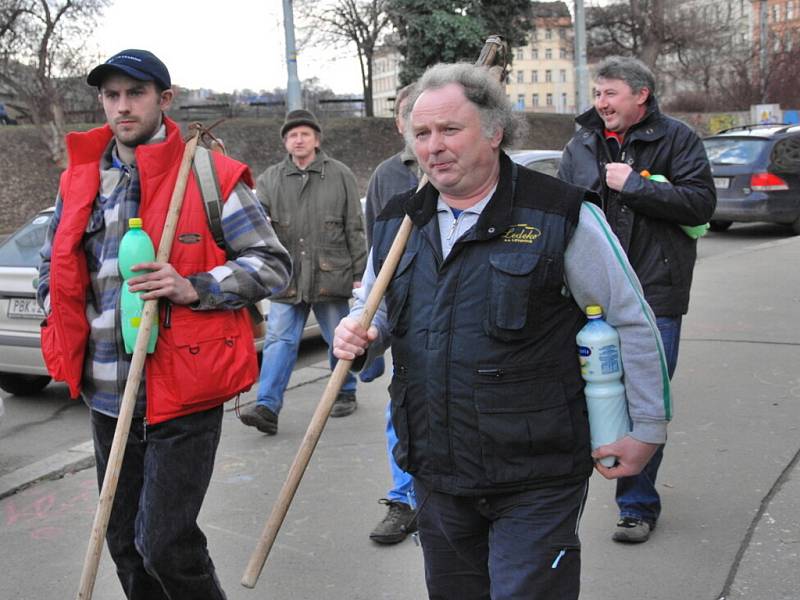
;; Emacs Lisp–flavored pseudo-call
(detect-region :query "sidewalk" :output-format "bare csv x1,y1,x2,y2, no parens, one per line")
0,235,798,599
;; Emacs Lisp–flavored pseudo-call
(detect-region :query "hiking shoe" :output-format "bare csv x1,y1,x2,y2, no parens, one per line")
330,392,357,418
612,516,652,543
369,499,417,545
239,404,278,435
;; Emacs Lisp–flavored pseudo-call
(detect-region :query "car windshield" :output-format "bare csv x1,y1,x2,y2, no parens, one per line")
703,137,769,165
0,212,52,268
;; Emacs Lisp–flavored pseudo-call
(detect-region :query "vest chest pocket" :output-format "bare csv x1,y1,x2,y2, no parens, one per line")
484,252,548,341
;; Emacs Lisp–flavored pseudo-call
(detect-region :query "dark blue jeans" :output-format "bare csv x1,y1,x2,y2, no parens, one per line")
615,316,682,526
415,478,588,600
92,407,226,600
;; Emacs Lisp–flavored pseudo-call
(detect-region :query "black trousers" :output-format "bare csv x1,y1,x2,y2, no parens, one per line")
415,478,588,600
92,406,226,600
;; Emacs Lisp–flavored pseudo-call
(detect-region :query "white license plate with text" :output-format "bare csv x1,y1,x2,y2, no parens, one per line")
7,297,44,319
713,177,730,189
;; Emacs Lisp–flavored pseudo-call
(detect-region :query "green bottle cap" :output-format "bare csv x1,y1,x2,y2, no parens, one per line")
128,217,143,228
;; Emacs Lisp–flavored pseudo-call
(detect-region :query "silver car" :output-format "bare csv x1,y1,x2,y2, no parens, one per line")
0,208,52,395
508,149,563,176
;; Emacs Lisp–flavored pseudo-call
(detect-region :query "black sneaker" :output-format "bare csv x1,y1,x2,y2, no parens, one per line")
239,404,278,435
369,499,417,545
612,516,653,543
330,392,357,418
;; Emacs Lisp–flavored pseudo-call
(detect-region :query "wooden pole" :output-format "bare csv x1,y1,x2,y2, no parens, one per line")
241,215,413,588
241,35,508,591
76,129,201,600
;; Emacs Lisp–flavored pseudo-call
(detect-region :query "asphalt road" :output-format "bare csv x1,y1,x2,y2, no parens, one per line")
0,336,330,478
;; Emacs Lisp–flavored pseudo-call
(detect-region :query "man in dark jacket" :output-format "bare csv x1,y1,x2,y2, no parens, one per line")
334,62,670,600
239,110,367,435
558,56,716,544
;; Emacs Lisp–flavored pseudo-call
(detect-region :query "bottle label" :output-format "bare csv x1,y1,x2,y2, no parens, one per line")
598,344,620,374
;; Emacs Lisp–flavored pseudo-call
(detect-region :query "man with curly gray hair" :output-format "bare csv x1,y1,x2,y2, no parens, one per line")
334,62,670,598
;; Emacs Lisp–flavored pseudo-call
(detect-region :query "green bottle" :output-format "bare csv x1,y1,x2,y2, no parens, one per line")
641,171,709,239
119,218,158,354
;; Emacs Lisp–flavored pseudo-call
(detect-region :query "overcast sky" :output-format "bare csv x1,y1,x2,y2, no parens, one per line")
90,0,363,94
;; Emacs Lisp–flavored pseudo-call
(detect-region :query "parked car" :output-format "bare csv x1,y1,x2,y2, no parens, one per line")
0,208,52,395
508,149,563,176
703,124,800,234
0,207,317,396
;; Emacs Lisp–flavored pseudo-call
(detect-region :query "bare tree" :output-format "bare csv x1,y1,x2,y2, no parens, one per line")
297,0,392,117
587,0,735,70
0,0,109,167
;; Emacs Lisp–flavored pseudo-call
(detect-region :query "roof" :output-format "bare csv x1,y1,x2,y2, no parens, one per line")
529,1,571,19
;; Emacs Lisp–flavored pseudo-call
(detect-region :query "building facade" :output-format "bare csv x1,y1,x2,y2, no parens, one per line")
372,45,404,118
505,1,577,114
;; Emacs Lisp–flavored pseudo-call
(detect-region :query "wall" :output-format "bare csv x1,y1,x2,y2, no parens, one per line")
0,113,576,233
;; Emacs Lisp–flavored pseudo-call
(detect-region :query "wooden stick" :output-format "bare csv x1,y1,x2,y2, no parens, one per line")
77,130,201,600
241,215,413,588
241,35,507,589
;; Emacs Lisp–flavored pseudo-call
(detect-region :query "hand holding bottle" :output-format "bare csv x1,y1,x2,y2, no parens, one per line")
126,262,199,305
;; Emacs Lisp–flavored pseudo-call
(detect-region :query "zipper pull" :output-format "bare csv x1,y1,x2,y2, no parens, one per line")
163,302,172,329
477,368,505,378
446,215,460,242
551,549,566,569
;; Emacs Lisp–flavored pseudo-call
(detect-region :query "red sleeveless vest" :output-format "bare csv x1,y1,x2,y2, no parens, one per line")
41,117,258,424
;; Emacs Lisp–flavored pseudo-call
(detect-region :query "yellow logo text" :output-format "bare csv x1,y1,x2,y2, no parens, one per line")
502,224,542,244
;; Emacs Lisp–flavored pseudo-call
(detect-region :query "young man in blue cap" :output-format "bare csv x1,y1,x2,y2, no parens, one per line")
38,49,291,599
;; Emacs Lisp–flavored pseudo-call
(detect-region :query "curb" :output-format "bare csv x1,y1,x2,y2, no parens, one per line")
0,360,333,500
0,440,95,500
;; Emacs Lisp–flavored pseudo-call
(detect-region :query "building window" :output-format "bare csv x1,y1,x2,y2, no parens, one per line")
545,28,552,40
560,69,567,83
545,69,552,82
561,92,568,110
532,70,539,83
559,28,566,39
517,70,524,83
546,93,553,106
532,48,539,60
515,48,524,60
533,93,539,107
772,4,780,21
788,0,794,20
545,48,552,59
517,94,525,109
560,47,567,59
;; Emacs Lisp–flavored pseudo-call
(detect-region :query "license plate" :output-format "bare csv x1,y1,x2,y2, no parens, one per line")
713,177,730,189
8,297,44,319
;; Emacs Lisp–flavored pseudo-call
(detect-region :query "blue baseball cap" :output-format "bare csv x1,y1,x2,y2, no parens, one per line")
87,49,171,90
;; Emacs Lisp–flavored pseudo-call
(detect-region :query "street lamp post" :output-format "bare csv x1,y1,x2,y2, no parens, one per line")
283,0,302,111
574,0,589,116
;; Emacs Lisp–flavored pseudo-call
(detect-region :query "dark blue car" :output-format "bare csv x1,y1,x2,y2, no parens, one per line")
703,124,800,234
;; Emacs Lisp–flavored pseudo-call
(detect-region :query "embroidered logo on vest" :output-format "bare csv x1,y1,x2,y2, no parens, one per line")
502,224,541,244
178,233,202,244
